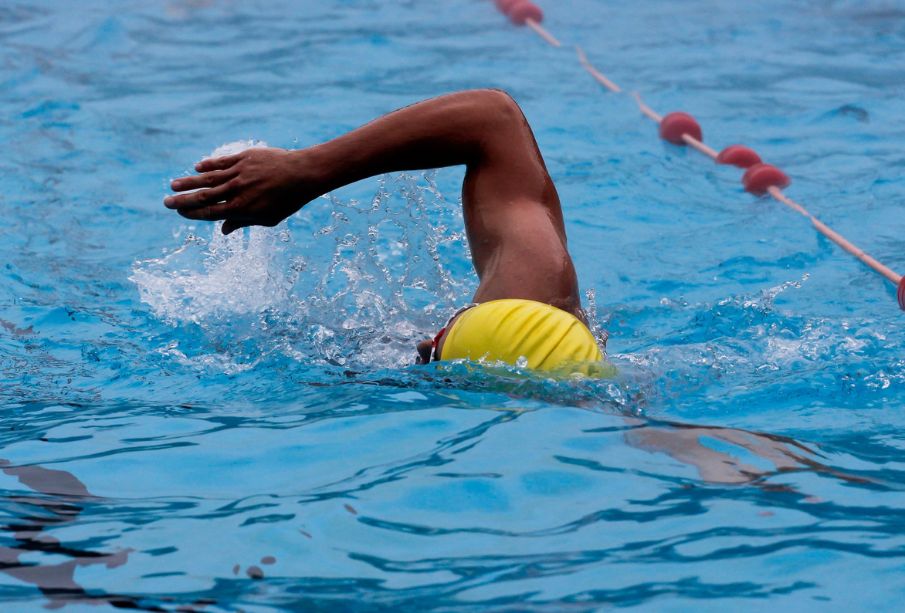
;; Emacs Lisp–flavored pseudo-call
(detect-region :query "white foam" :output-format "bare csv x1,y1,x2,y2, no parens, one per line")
130,224,292,325
132,146,472,372
132,140,294,324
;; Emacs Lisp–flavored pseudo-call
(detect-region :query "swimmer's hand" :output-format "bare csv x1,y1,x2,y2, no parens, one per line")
164,147,316,235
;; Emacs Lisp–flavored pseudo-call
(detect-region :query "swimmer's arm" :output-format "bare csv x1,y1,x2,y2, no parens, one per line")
164,89,560,236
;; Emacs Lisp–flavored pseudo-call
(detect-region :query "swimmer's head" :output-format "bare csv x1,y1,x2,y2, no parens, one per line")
416,299,610,376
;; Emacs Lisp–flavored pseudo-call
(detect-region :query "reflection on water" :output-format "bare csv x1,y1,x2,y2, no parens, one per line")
0,460,140,609
625,418,870,487
1,412,877,610
2,0,905,609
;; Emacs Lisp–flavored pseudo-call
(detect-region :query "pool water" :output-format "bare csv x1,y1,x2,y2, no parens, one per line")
2,0,905,609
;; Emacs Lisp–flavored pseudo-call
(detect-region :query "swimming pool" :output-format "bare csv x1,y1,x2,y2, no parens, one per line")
2,0,905,609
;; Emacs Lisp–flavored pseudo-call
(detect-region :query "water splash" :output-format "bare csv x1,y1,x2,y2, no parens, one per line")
130,224,294,326
130,144,631,407
583,286,609,348
605,272,903,414
132,141,473,373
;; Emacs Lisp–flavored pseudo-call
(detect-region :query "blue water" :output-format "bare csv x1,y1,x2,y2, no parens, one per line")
2,0,905,609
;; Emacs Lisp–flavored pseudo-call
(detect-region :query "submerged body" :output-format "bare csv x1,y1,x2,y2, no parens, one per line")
165,89,601,369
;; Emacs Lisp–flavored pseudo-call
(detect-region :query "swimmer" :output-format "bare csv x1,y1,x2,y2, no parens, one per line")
165,89,603,371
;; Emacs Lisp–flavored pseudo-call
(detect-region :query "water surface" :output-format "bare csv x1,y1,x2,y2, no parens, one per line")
2,0,905,610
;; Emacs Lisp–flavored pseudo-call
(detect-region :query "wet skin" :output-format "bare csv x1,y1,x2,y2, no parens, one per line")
161,92,875,560
164,90,581,362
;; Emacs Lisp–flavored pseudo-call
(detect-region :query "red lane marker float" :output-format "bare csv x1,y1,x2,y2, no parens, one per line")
486,2,905,308
632,92,903,299
493,0,560,47
658,111,719,159
742,164,790,195
717,145,762,168
659,112,702,145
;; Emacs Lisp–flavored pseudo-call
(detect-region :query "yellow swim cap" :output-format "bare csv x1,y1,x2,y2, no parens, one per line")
440,299,607,373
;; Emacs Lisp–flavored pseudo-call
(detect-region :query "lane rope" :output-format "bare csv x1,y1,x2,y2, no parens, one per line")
490,0,905,309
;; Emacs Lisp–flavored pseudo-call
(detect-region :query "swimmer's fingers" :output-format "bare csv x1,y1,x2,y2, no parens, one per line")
169,168,237,194
176,201,239,222
194,153,243,173
221,219,251,235
164,179,239,210
178,204,272,235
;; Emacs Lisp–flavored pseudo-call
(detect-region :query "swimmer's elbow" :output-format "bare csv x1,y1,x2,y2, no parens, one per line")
461,89,535,165
471,89,524,130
